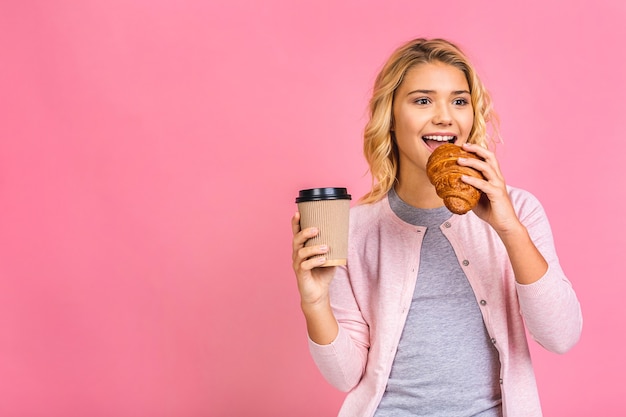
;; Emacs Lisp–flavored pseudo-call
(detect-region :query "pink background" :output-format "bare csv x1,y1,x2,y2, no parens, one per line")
1,1,624,416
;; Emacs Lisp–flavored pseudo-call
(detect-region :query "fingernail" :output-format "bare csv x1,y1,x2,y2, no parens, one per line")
320,245,328,252
318,257,326,264
458,157,467,163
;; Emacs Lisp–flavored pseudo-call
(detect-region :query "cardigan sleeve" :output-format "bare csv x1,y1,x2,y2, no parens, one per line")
511,189,583,354
308,264,371,392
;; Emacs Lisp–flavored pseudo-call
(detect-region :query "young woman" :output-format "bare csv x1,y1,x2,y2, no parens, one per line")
291,38,582,417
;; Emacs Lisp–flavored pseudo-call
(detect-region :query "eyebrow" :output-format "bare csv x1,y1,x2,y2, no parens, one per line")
407,89,471,96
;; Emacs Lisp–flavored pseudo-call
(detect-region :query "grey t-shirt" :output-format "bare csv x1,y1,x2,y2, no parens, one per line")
374,189,502,417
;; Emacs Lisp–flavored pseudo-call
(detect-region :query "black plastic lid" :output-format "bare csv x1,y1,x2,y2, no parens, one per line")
295,187,352,203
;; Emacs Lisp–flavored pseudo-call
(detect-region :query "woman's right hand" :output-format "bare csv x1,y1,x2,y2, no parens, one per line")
291,211,337,307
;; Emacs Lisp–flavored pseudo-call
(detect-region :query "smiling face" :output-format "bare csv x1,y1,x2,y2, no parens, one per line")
392,61,474,184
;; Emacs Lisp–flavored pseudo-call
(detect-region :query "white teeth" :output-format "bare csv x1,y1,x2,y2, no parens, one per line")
423,135,454,142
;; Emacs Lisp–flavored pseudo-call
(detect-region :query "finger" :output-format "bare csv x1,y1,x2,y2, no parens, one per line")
458,148,503,183
299,243,328,260
462,142,494,160
292,226,320,253
462,174,507,201
457,156,493,181
462,143,502,172
293,242,328,264
293,249,328,273
300,255,328,271
461,173,487,189
291,212,301,236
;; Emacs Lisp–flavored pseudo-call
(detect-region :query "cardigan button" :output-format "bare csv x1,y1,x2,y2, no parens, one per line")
491,338,497,345
443,221,451,228
480,300,487,306
462,259,470,266
499,378,503,385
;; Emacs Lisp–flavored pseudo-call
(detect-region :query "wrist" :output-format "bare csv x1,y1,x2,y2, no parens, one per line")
495,220,527,241
300,296,338,345
301,295,331,314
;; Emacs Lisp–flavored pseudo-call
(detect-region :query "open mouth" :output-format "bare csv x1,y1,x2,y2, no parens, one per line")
422,135,456,150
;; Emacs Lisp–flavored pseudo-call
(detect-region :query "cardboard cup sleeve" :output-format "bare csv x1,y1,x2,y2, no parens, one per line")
296,188,351,267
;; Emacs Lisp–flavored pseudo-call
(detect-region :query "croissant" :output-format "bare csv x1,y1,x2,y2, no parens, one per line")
426,143,483,215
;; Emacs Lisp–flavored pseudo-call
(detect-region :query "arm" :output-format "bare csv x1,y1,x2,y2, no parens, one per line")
459,143,547,285
510,192,583,353
459,144,582,353
291,212,369,390
496,222,548,285
291,212,339,345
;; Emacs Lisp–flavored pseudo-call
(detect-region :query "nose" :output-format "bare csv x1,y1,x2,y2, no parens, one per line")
433,104,453,126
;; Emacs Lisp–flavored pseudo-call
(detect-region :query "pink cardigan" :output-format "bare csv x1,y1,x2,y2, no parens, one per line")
308,187,582,417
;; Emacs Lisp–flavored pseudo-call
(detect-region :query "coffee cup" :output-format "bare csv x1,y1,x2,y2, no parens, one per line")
296,187,351,267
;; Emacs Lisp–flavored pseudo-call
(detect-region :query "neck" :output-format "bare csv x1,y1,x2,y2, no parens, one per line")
394,176,444,209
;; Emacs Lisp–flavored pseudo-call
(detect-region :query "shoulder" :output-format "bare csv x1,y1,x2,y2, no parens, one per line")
348,197,404,245
507,185,539,204
350,198,387,224
506,185,552,228
507,185,544,212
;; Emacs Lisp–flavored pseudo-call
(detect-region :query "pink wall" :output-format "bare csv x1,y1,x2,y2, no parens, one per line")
1,0,624,416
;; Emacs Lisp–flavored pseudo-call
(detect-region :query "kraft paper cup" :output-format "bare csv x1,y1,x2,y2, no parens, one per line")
296,187,351,267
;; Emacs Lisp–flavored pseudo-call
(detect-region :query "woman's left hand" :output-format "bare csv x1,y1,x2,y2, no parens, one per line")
457,142,522,235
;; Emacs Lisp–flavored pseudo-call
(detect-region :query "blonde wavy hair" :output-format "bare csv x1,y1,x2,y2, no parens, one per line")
360,38,500,204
